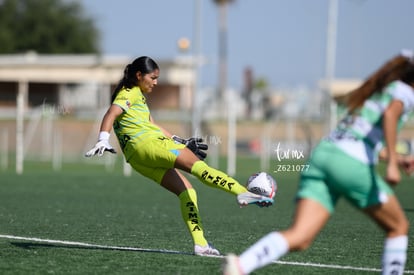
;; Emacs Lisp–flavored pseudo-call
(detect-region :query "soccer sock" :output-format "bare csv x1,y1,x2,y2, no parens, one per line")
381,235,407,275
238,232,289,274
190,160,247,195
178,188,208,247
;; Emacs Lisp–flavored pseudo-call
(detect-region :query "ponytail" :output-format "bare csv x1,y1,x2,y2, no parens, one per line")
345,54,412,113
111,64,134,102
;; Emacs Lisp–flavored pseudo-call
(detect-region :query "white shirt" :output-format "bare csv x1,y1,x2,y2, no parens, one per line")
328,80,414,164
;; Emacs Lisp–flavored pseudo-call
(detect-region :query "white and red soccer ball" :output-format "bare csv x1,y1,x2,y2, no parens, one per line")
246,172,277,199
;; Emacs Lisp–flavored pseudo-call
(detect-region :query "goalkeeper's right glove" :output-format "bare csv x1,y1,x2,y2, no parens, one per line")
85,131,116,157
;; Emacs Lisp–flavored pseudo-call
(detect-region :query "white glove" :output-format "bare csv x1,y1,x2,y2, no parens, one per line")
85,131,116,157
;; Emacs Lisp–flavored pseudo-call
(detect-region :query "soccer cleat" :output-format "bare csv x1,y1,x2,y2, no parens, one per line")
222,254,244,275
194,243,221,257
237,191,274,207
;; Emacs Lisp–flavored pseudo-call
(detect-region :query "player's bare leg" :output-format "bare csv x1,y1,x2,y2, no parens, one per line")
223,199,330,274
364,195,409,275
281,198,330,250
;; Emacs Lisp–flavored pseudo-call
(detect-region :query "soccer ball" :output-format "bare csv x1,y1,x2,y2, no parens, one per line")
246,172,277,199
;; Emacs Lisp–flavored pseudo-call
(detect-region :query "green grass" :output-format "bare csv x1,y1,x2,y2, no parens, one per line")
0,157,413,274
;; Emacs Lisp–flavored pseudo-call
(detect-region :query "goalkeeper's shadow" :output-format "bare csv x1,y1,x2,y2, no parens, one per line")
9,241,194,256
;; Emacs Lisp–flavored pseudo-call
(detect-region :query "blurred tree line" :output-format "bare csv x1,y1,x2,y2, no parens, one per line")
0,0,100,54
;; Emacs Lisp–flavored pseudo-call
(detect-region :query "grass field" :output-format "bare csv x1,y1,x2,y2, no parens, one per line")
0,157,413,275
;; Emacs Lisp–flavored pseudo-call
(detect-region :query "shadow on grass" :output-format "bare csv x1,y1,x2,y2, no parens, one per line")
10,241,194,256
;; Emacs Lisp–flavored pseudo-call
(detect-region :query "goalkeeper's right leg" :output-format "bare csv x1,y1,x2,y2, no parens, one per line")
190,160,248,195
190,160,273,207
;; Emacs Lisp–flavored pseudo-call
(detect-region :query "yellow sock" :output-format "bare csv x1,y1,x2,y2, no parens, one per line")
191,160,248,195
178,188,208,247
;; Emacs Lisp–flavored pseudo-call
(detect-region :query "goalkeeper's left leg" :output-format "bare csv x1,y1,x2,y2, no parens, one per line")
178,188,208,246
178,188,219,256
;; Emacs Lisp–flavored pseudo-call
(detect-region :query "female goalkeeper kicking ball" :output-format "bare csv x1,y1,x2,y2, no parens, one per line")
223,51,414,274
85,56,273,256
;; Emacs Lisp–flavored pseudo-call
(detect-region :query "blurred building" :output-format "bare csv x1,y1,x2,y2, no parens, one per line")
319,78,362,102
0,52,369,122
1,54,413,172
0,53,196,118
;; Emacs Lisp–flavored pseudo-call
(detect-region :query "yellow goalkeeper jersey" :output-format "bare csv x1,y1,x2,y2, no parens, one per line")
112,86,163,159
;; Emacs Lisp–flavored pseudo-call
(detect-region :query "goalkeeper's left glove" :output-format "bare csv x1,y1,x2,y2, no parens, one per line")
172,135,208,160
85,131,116,157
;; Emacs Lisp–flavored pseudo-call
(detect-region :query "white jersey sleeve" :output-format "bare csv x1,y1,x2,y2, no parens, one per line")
389,80,414,113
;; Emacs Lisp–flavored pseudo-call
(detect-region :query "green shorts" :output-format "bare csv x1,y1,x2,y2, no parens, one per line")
297,140,393,213
125,136,186,184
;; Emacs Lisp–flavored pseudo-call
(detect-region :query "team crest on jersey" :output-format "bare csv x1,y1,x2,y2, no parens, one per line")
126,100,131,108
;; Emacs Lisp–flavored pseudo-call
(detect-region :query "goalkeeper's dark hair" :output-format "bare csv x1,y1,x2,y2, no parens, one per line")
344,53,414,113
111,56,159,102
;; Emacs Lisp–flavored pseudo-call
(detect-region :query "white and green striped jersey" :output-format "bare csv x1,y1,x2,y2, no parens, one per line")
329,80,414,164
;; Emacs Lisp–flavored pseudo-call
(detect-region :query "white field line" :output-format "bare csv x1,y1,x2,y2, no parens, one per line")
0,234,413,273
0,234,187,255
274,260,379,272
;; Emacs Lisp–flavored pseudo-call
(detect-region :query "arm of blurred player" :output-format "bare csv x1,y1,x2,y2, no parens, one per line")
379,149,414,176
399,155,414,175
383,100,404,185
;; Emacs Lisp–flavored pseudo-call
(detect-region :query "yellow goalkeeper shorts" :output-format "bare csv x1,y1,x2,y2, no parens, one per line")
126,135,186,184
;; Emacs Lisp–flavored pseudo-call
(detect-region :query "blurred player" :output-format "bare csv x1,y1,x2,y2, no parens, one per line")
85,56,273,256
223,51,414,274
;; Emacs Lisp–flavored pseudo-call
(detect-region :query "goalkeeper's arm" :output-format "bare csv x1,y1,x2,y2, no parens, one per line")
149,115,208,160
85,105,122,157
150,114,174,137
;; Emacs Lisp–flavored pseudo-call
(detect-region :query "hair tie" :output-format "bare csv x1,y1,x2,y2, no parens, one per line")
400,49,414,63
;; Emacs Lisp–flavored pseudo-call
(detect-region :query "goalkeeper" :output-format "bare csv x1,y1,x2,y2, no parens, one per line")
85,56,273,256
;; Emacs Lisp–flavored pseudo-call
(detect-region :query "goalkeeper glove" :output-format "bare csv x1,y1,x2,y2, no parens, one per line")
85,131,116,157
172,135,208,160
